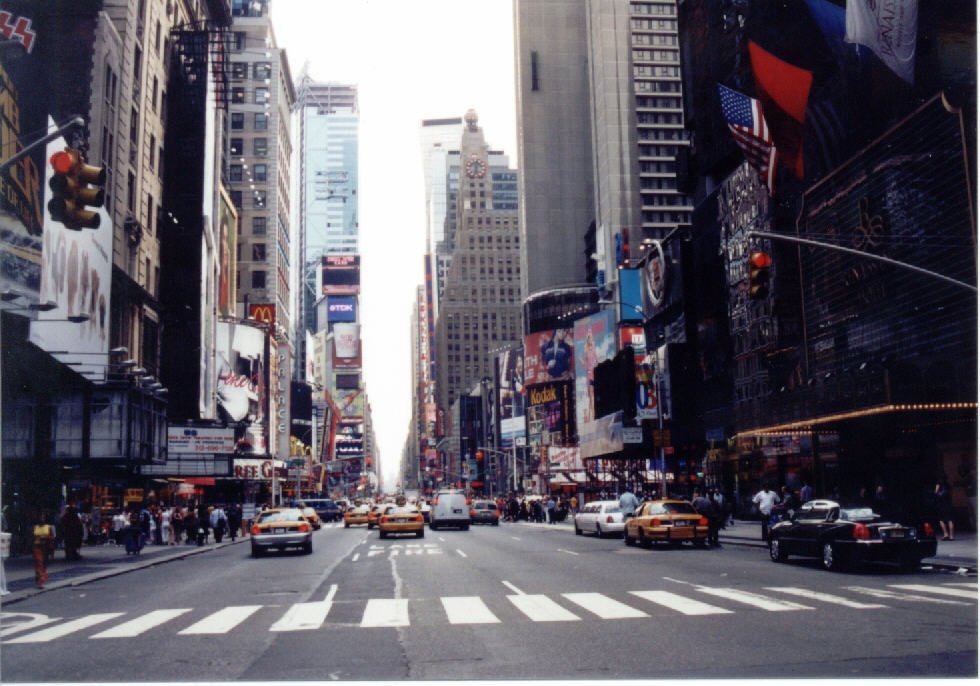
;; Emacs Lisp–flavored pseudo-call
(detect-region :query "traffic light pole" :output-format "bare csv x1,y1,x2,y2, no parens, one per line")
748,230,977,293
0,116,84,176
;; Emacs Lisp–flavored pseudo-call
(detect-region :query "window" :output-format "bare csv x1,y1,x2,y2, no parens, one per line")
253,138,267,156
229,164,243,182
231,112,244,129
253,190,267,208
231,62,248,79
146,194,154,234
254,87,269,104
231,87,245,104
251,270,266,288
252,216,267,235
127,172,136,212
254,112,268,130
252,243,266,261
254,62,272,80
232,31,246,50
152,76,158,111
230,190,242,208
530,50,539,91
230,138,243,155
253,163,267,182
148,135,156,170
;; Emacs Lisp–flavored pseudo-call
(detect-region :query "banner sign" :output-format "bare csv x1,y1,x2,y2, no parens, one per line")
168,426,236,454
327,295,357,322
523,328,575,384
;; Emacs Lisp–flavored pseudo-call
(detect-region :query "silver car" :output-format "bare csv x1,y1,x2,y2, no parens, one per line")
573,500,625,537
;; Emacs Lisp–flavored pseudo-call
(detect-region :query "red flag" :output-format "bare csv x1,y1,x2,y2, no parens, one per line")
748,41,813,179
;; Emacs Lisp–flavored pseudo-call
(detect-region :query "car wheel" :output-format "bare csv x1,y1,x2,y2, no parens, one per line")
769,538,787,562
624,531,635,546
379,530,387,539
461,524,470,531
900,556,921,573
302,541,313,555
822,542,841,571
639,531,652,548
493,520,499,526
251,545,263,558
595,524,603,538
574,524,582,535
416,529,424,538
344,522,350,528
430,523,438,531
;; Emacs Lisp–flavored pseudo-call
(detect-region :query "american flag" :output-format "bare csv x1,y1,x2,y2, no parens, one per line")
717,84,778,195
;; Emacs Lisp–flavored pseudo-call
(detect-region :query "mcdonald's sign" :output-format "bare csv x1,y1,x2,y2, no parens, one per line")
249,303,276,326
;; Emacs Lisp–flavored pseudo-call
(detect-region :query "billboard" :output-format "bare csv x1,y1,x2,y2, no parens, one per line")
217,187,238,317
573,310,616,430
321,253,360,295
215,320,267,452
168,426,236,455
523,328,575,384
249,302,276,327
332,322,360,368
495,346,526,448
525,381,574,446
326,295,357,322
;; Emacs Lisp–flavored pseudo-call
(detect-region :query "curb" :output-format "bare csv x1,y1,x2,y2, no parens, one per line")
1,538,247,606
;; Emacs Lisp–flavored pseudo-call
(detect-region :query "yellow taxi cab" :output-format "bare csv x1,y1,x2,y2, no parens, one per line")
366,503,388,529
378,501,424,539
300,506,322,530
343,502,371,528
250,507,313,557
623,499,709,548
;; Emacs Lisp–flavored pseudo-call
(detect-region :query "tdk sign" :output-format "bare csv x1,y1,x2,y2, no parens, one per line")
327,296,357,322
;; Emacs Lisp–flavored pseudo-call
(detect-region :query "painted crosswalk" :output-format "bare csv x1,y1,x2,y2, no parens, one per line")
2,582,974,644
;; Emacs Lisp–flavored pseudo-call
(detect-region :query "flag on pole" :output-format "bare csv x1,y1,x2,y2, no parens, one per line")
845,0,918,83
748,41,813,179
717,83,778,195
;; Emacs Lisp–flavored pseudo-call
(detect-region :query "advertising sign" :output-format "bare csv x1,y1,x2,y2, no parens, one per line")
326,295,357,322
525,381,574,446
523,328,575,384
496,346,526,447
548,445,582,471
249,302,276,327
573,310,616,430
232,458,287,480
579,411,625,459
321,254,360,295
637,346,671,421
332,323,361,368
217,187,238,317
168,426,236,454
332,388,364,419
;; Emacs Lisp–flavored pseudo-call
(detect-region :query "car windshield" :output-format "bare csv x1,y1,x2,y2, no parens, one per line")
839,507,878,521
387,506,418,514
474,502,493,509
601,504,621,513
258,509,302,523
646,502,697,515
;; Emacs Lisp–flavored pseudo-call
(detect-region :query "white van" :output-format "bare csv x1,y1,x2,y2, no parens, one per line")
429,490,470,530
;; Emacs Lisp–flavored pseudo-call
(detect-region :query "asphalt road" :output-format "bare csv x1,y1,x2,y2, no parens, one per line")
2,521,976,682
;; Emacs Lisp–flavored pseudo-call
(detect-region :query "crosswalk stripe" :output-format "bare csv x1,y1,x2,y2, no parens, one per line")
92,609,192,638
7,613,125,643
695,587,813,611
944,583,979,589
360,599,409,627
888,584,978,600
177,606,262,635
844,586,972,606
507,594,580,622
629,590,732,615
270,602,333,632
764,587,887,609
441,596,500,624
562,593,648,619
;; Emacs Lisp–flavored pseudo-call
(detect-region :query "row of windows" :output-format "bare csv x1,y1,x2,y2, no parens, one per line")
636,80,682,94
633,33,678,46
229,163,267,182
231,61,272,81
639,128,685,142
639,143,685,158
230,137,269,156
630,18,677,31
633,49,679,62
631,2,676,16
636,94,683,108
231,86,270,105
642,210,690,225
634,65,680,77
229,190,268,209
231,111,268,130
638,112,683,125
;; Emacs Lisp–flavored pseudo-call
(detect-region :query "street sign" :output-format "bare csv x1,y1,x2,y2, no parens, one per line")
623,426,643,444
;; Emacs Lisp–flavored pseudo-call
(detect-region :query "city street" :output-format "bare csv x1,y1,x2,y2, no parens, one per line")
1,520,976,682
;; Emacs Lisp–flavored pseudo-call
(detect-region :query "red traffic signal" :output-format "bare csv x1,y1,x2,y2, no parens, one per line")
747,250,772,300
48,148,105,230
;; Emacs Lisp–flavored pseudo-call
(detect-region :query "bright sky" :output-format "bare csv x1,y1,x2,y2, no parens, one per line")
270,1,517,487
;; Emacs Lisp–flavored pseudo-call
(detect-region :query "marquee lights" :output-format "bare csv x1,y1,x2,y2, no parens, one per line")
737,402,978,438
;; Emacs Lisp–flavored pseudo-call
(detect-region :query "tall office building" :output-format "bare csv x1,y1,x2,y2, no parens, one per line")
434,111,523,419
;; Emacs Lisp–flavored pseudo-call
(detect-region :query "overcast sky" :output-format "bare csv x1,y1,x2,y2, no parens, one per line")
270,0,518,487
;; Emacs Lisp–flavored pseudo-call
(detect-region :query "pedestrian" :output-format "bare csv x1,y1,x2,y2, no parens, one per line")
59,503,84,561
112,509,127,545
210,505,227,543
227,504,242,541
619,485,640,519
183,508,197,544
692,489,721,546
710,488,727,529
800,479,814,504
137,504,153,545
153,506,164,545
569,494,578,515
31,509,55,588
161,506,173,545
196,501,210,545
546,495,557,524
934,479,955,541
519,499,529,521
171,506,184,545
751,484,780,540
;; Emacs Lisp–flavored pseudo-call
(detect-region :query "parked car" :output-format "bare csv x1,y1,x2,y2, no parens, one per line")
470,500,500,525
344,503,371,528
429,490,470,530
250,508,313,557
378,504,425,539
624,499,709,547
767,499,938,571
573,500,625,537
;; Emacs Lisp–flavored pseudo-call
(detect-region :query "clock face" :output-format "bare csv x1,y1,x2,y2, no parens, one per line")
465,156,487,179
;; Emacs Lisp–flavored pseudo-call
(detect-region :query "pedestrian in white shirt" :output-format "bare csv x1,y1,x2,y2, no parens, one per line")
752,484,781,540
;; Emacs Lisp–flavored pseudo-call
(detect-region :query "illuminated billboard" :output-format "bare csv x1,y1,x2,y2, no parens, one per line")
321,254,360,295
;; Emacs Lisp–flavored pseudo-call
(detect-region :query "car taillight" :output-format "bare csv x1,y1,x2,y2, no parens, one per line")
415,515,424,523
651,518,661,526
469,509,477,517
853,523,871,540
297,522,310,533
380,516,389,524
923,522,935,537
606,516,614,524
698,516,709,526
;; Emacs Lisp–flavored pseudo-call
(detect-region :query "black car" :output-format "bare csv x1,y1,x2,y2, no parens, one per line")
300,498,342,522
767,499,938,572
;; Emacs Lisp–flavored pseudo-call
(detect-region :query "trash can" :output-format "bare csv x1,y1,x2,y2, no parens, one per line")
124,526,144,555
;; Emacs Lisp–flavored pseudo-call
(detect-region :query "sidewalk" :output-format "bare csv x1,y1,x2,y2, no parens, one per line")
1,536,247,606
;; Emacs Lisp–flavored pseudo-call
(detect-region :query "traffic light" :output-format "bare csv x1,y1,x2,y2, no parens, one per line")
475,450,484,462
747,250,772,300
48,147,105,230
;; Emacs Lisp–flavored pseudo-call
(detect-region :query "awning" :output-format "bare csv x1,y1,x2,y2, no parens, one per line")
568,471,587,483
183,477,216,486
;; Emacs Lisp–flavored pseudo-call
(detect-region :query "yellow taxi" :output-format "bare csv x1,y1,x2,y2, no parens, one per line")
300,507,322,530
366,503,387,529
378,502,424,539
343,503,371,528
623,499,709,548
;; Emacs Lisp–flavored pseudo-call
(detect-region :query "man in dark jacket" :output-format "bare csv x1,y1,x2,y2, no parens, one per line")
60,504,85,561
196,501,210,545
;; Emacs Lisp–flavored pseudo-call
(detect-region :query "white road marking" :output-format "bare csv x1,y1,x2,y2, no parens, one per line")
441,596,500,624
562,593,647,619
456,549,467,558
92,609,192,638
630,590,732,616
510,536,521,541
360,599,410,627
351,553,360,562
695,587,813,611
270,588,335,632
764,587,887,609
0,613,59,638
7,613,125,643
556,549,580,556
501,580,524,595
844,586,972,606
177,606,262,635
508,594,580,622
889,584,978,600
